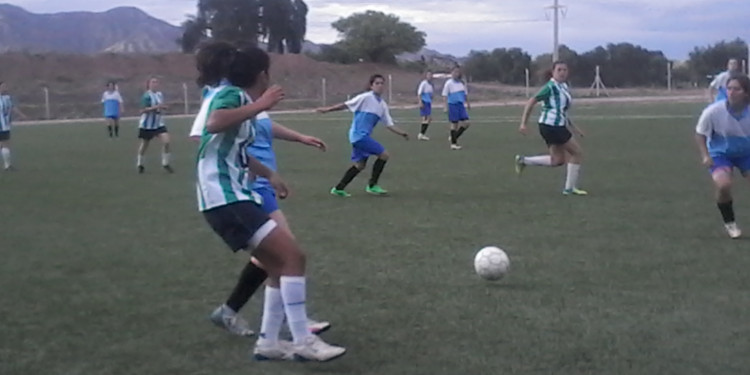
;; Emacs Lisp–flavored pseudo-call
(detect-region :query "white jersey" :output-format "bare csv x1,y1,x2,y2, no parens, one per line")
195,85,261,211
696,100,750,157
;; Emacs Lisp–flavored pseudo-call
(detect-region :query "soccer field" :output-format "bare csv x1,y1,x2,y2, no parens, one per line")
2,101,750,375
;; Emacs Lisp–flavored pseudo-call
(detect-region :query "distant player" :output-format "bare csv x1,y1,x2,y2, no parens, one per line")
709,59,741,103
417,70,434,140
317,74,410,197
137,77,173,174
101,81,124,138
695,73,750,239
194,42,346,361
0,81,28,171
515,61,587,196
442,66,471,150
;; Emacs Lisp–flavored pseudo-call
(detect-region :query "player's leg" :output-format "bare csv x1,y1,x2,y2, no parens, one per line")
418,102,431,140
711,160,739,238
454,105,471,141
106,118,114,138
137,136,149,173
157,130,173,173
113,118,120,137
0,135,12,170
331,147,367,197
561,134,587,195
356,137,389,195
515,124,566,175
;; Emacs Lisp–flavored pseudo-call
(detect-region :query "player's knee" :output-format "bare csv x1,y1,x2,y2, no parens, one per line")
354,161,366,170
378,151,390,161
550,155,565,166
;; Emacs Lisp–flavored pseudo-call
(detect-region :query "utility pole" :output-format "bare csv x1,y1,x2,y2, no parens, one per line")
546,0,566,61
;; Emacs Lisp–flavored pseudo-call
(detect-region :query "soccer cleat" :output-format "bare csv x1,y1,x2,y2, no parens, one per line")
307,319,332,335
253,339,295,361
417,133,430,141
450,144,462,150
209,305,255,337
365,185,388,195
514,155,526,175
562,188,588,196
292,335,347,362
724,222,742,239
137,165,145,174
163,165,174,174
330,187,351,197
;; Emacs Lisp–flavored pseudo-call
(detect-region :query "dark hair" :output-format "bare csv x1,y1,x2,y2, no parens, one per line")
545,60,568,80
106,81,116,88
145,77,158,90
367,74,385,90
196,40,270,89
727,73,750,105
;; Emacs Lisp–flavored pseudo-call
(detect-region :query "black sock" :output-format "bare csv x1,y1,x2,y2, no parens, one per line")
718,201,735,223
114,125,119,137
450,129,458,144
335,166,361,190
455,126,467,140
369,159,387,187
420,122,429,135
225,261,268,313
107,125,113,137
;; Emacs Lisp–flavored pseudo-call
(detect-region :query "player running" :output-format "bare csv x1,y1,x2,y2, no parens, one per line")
0,81,28,171
137,77,173,174
709,59,741,103
417,70,434,140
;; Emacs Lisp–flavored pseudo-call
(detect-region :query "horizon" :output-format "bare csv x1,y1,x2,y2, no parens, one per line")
4,1,750,61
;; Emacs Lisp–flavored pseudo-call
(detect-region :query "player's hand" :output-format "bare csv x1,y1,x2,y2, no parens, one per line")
575,128,585,137
443,106,448,113
257,85,285,111
518,124,528,135
466,103,471,111
701,155,713,167
268,172,289,199
402,132,410,140
419,102,424,109
301,136,327,151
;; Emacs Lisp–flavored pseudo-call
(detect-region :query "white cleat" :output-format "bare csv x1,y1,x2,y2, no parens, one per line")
209,305,255,337
724,222,742,239
253,339,295,361
450,144,462,150
293,335,347,362
417,133,430,141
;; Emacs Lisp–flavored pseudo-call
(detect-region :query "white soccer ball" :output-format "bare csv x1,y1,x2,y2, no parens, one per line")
474,246,510,281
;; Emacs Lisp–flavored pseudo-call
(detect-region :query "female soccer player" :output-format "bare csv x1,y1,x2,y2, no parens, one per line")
417,70,434,140
194,42,345,361
0,81,28,171
137,77,173,174
317,74,409,197
515,61,587,196
695,73,750,239
442,66,471,150
101,81,124,138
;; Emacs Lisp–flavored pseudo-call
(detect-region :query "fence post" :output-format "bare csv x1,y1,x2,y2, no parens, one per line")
388,74,393,103
525,68,530,98
43,86,50,120
182,83,189,115
322,78,327,106
667,61,672,92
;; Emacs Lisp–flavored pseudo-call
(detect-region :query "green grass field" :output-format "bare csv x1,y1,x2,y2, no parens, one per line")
2,101,750,375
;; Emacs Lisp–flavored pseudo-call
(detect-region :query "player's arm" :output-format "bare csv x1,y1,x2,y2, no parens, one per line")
382,108,409,140
465,93,471,110
271,122,326,150
566,118,584,137
206,86,284,134
140,96,160,114
519,97,539,132
315,103,347,113
695,110,713,166
417,83,424,107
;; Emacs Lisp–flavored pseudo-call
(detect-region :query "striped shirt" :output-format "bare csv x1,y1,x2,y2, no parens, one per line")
0,95,12,132
139,91,165,130
535,79,571,126
195,85,261,211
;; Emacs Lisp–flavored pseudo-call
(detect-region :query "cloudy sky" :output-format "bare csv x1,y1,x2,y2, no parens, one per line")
10,0,750,59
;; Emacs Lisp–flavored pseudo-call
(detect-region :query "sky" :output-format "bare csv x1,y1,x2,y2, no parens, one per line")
9,0,750,60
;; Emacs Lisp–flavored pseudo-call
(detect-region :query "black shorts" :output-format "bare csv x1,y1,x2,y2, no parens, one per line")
0,131,9,141
202,201,278,252
538,123,572,146
138,127,167,140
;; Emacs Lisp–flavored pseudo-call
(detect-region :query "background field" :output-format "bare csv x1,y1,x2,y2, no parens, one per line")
2,101,749,375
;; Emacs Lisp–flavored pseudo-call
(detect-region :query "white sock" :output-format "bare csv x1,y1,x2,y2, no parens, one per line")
522,155,552,166
1,148,10,168
137,154,144,166
161,152,170,166
565,163,581,190
258,286,285,344
280,276,310,345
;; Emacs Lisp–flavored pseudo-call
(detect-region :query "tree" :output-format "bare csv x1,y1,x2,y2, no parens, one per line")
331,10,426,64
688,38,748,82
178,15,208,53
463,48,531,84
260,0,308,54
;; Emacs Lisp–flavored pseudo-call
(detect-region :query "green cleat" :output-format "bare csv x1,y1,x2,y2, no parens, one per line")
365,185,388,195
330,187,351,197
514,155,525,176
562,188,588,196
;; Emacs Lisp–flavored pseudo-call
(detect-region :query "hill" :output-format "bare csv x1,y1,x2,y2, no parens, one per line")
0,4,181,53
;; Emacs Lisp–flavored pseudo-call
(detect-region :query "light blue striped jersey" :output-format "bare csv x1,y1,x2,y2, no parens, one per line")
0,95,12,132
441,78,468,104
246,112,275,189
101,90,123,118
417,79,433,103
345,91,395,143
696,100,750,157
139,91,165,130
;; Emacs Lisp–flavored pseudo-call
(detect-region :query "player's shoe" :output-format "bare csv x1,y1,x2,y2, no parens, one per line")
514,155,526,176
417,133,430,141
253,339,295,361
163,165,174,174
292,335,346,362
563,188,588,196
365,185,388,195
724,222,742,239
450,144,462,150
137,165,145,174
209,305,255,337
307,319,332,335
330,187,351,197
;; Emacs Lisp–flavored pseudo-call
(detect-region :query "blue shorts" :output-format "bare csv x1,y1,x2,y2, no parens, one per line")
420,101,432,117
710,154,750,175
105,115,120,120
448,103,469,123
253,185,279,214
351,136,385,162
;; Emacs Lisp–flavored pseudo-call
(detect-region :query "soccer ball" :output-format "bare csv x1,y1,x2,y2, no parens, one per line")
474,246,510,281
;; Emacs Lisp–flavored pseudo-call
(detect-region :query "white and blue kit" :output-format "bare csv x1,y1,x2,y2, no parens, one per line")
344,91,394,162
696,100,750,174
710,71,734,102
441,78,469,123
417,79,433,117
101,90,123,119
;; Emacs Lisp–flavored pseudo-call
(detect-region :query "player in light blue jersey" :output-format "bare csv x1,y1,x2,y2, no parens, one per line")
695,73,750,239
417,70,434,140
101,81,124,138
137,77,173,174
316,74,410,197
709,59,740,103
442,66,471,150
0,81,28,171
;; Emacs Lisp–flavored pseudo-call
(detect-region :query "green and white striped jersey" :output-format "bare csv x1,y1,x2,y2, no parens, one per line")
139,91,165,129
534,79,572,126
0,95,13,132
195,85,261,212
